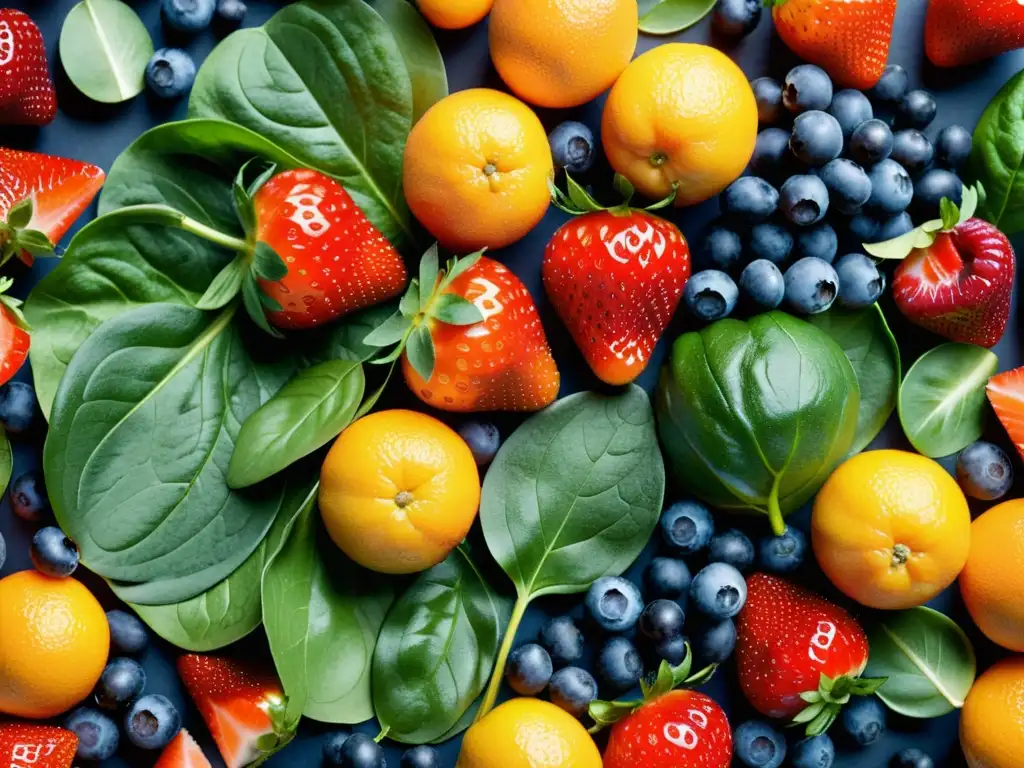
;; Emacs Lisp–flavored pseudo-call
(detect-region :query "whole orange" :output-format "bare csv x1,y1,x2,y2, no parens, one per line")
488,0,638,109
319,409,481,574
812,450,971,609
0,570,109,718
960,656,1024,768
403,88,553,251
602,44,758,207
959,499,1024,651
417,0,493,29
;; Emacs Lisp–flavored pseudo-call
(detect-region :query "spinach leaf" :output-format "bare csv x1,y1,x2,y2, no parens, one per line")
373,546,508,744
864,607,976,718
228,360,365,489
189,0,417,249
639,0,716,34
59,0,153,104
898,343,997,458
808,305,900,455
971,69,1024,234
263,489,393,725
0,430,11,496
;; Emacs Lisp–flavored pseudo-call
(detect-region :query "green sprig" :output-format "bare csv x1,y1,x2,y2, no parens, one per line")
864,183,983,261
791,673,888,736
549,173,677,217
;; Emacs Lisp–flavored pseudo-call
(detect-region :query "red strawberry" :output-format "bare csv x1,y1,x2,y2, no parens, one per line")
0,723,77,768
543,181,690,385
736,574,884,734
155,729,213,768
0,147,105,266
986,367,1024,461
771,0,897,89
177,654,293,768
926,0,1024,67
0,10,57,126
0,279,30,386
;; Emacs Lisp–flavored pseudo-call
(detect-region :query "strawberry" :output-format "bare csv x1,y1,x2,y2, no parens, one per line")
155,729,213,768
365,247,560,412
986,367,1024,462
0,10,57,126
177,654,294,768
0,723,77,768
0,276,30,386
735,573,885,735
770,0,896,89
0,147,105,266
926,0,1024,67
544,176,690,386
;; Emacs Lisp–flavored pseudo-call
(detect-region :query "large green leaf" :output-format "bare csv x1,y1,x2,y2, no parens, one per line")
970,69,1024,234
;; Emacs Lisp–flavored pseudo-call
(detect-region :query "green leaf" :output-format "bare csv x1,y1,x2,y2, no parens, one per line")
430,294,484,326
233,181,256,239
406,323,435,382
970,68,1024,233
863,225,937,259
253,242,289,282
805,704,840,736
441,251,483,289
400,280,421,317
566,175,603,212
898,342,998,458
227,360,365,489
959,184,979,223
419,244,439,308
800,691,823,704
0,430,11,497
940,197,960,230
850,677,888,695
196,254,248,310
16,230,56,256
639,0,716,34
363,310,411,348
588,699,641,729
793,701,826,724
7,198,32,230
246,162,278,199
865,607,976,718
613,173,635,203
59,0,153,104
242,271,284,338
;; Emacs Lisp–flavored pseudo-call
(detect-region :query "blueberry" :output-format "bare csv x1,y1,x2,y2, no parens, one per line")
877,212,914,241
739,259,786,310
747,223,793,265
841,696,886,746
783,65,833,114
721,177,779,221
538,615,584,668
125,694,181,750
95,658,147,710
846,213,880,243
162,0,215,31
690,562,747,619
660,500,714,554
867,159,913,214
339,733,386,768
757,526,807,573
780,175,829,226
935,125,973,170
791,733,835,768
29,526,79,578
708,529,755,571
870,65,909,106
750,128,793,180
957,441,1013,500
548,121,596,174
64,707,120,761
751,78,784,124
898,90,938,130
107,610,150,655
700,226,744,272
828,90,873,139
597,636,643,694
651,634,688,666
323,731,352,765
836,253,885,308
849,119,894,166
0,381,37,434
789,111,843,167
794,223,838,263
683,270,738,322
0,531,5,571
820,159,871,215
506,643,553,695
548,666,598,717
913,168,963,220
784,257,839,314
712,0,762,36
401,745,440,768
639,599,685,642
890,748,935,768
691,618,736,664
145,48,197,99
643,557,691,601
10,471,49,522
215,0,246,25
458,421,501,465
585,576,643,633
891,130,935,176
733,720,786,768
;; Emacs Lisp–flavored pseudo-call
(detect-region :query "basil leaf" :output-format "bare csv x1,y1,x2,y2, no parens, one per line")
971,68,1024,234
639,0,716,34
196,253,247,310
430,294,484,326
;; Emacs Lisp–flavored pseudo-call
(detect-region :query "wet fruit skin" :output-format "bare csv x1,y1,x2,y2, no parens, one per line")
505,643,553,695
959,656,1024,768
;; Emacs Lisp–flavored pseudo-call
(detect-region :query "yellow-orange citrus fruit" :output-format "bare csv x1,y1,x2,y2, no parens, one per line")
319,409,480,574
0,570,110,719
960,499,1024,651
488,0,638,109
417,0,493,29
457,698,602,768
812,450,971,610
960,656,1024,768
602,44,758,207
403,88,553,251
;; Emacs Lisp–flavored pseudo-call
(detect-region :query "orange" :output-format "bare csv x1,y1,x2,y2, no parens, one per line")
811,450,971,610
960,499,1024,651
319,409,481,574
602,44,758,207
0,570,109,719
417,0,493,29
960,656,1024,768
403,88,553,251
488,0,638,109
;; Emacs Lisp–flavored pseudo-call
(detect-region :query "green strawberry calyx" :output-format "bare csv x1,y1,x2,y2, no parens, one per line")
0,197,55,266
549,173,677,217
250,693,297,767
792,672,887,736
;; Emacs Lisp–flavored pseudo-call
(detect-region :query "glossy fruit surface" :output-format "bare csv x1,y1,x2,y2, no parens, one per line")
602,43,757,207
94,657,146,710
418,0,493,29
0,10,57,125
29,526,79,578
548,667,598,717
538,616,584,668
757,526,807,574
506,643,553,695
64,707,119,760
585,576,644,633
987,366,1024,462
812,450,971,609
925,0,1024,67
733,720,785,768
960,656,1024,768
597,636,643,693
155,728,213,768
0,723,77,768
841,696,886,746
0,570,109,719
488,0,637,108
125,694,181,750
690,562,747,619
956,441,1013,500
145,48,196,99
106,610,149,656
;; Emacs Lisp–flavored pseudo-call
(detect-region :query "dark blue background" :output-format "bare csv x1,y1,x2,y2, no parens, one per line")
2,0,1023,765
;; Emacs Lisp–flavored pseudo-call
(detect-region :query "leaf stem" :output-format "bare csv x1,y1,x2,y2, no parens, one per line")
179,215,250,253
474,591,530,723
768,473,786,536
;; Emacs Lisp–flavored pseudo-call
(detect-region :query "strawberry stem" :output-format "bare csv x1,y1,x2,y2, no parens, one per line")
178,216,250,253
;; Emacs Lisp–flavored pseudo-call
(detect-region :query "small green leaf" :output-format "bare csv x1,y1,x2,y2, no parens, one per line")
959,184,979,223
0,297,30,331
0,429,11,496
613,173,635,203
639,0,716,34
242,272,284,338
650,660,675,699
253,242,288,281
800,691,822,703
419,243,439,308
233,180,256,238
363,310,411,347
850,677,888,695
196,254,247,310
566,175,603,212
400,279,421,317
587,699,641,729
406,323,435,381
431,294,484,326
940,198,960,230
805,704,840,737
793,701,826,724
441,250,484,289
863,225,936,260
246,162,278,199
921,219,945,233
670,646,693,686
16,229,56,256
7,198,32,230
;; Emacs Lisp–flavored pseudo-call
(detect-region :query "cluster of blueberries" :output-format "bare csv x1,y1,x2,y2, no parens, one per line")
685,63,972,322
0,381,50,572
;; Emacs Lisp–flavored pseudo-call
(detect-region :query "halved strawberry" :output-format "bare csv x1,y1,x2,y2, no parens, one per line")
987,367,1024,461
0,723,77,768
155,729,213,768
0,276,30,386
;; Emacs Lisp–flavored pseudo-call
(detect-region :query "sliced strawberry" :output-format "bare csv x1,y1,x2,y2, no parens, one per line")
987,367,1024,462
155,729,213,768
0,723,77,768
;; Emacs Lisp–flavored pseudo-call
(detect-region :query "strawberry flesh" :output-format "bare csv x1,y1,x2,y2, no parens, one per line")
0,723,77,768
155,729,213,768
987,367,1024,462
0,10,57,126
